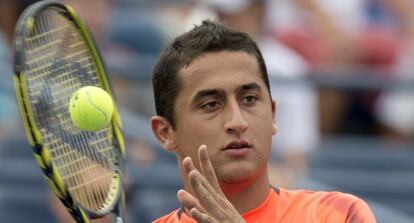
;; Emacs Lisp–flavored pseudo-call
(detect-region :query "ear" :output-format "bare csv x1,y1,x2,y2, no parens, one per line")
271,100,278,135
150,116,177,152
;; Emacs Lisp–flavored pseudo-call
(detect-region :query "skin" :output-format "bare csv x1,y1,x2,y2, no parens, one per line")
151,51,277,222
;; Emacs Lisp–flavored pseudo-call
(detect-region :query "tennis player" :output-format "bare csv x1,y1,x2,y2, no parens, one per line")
150,20,376,223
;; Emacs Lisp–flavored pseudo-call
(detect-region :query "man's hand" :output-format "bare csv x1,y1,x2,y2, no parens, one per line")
177,145,245,223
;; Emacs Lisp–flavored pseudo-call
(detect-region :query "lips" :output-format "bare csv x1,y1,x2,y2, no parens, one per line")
223,140,252,150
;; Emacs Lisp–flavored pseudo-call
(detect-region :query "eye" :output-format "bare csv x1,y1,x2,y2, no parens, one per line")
243,95,258,105
201,101,220,111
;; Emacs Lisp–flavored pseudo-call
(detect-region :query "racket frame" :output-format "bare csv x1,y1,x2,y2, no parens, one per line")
13,1,126,222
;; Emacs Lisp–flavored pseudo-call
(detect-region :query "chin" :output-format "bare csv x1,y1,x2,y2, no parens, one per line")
217,168,262,195
217,163,259,184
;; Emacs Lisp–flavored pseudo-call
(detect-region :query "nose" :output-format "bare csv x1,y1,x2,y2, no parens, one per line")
224,101,248,135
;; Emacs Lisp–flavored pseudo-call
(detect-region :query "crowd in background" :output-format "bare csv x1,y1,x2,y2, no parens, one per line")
0,0,413,222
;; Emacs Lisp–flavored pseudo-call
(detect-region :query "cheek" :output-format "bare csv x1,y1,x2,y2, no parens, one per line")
175,120,216,153
177,121,226,165
251,112,274,145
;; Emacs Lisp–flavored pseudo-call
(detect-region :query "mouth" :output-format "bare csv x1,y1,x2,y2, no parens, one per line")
223,140,252,151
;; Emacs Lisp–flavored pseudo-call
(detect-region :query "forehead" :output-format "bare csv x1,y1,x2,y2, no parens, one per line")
178,51,265,92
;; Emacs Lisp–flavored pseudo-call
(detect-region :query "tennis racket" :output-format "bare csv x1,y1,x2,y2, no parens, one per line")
13,1,126,222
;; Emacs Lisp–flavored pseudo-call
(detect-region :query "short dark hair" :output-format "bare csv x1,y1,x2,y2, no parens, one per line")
152,20,270,129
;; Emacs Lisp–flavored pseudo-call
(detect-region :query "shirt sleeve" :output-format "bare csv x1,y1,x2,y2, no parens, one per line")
317,192,377,223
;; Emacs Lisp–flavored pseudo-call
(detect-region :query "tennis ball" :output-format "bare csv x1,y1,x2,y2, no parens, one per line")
69,86,114,131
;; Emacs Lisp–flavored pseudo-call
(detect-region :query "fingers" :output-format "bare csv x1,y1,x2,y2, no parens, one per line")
183,156,196,176
177,189,206,213
182,157,218,212
198,145,223,195
190,208,216,223
179,146,245,223
188,168,219,212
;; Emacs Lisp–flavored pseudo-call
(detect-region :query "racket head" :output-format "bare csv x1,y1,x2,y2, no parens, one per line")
13,0,125,220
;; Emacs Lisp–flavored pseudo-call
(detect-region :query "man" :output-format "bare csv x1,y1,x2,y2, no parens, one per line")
151,20,376,223
206,0,319,188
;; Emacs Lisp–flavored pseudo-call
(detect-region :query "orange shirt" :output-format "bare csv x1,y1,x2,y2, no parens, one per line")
153,188,376,223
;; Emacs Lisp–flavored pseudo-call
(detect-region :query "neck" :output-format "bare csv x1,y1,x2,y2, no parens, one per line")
180,163,271,214
220,167,270,213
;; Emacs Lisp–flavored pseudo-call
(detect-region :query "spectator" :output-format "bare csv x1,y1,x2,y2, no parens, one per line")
269,0,414,137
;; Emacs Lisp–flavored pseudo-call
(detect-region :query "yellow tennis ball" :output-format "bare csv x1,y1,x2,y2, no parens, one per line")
69,86,114,131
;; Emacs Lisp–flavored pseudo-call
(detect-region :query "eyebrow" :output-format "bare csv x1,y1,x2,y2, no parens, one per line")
193,89,225,102
238,82,262,92
192,82,262,103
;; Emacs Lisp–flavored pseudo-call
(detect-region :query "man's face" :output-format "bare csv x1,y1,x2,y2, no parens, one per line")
172,51,276,183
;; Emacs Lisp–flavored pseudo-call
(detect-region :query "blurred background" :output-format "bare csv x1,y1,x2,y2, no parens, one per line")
0,0,413,222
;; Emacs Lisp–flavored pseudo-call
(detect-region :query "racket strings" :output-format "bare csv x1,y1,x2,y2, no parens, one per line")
23,8,118,211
